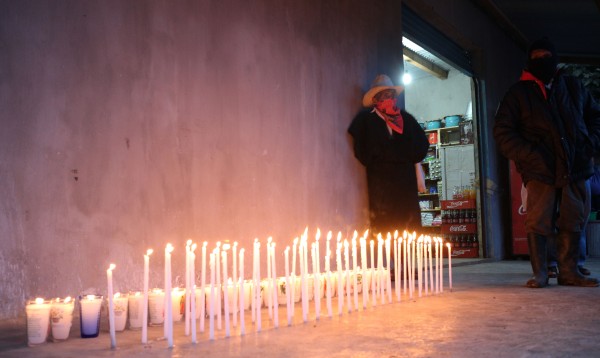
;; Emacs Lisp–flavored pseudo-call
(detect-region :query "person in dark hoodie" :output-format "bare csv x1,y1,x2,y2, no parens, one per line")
494,37,600,288
348,74,429,237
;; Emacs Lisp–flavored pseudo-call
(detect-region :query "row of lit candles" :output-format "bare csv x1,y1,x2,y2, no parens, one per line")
27,229,453,348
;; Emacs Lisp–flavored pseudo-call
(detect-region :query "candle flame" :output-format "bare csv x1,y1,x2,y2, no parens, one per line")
86,294,96,300
352,230,358,240
234,241,238,247
327,231,332,240
222,243,231,250
337,231,342,242
240,248,245,254
285,246,290,252
293,237,298,244
267,236,272,243
114,292,121,299
191,243,198,251
35,297,44,304
186,239,192,246
135,291,141,297
316,228,321,241
64,296,72,303
446,243,451,248
203,241,208,247
108,263,116,271
166,243,174,253
146,249,153,256
217,241,221,247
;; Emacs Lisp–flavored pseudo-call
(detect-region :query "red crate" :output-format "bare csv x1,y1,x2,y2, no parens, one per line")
441,223,477,234
441,199,476,210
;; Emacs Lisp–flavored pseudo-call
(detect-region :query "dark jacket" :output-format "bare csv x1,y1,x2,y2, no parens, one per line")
348,109,429,234
494,72,600,187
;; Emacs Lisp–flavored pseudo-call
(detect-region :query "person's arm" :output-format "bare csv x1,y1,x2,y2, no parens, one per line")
581,81,600,156
401,111,429,163
348,112,370,166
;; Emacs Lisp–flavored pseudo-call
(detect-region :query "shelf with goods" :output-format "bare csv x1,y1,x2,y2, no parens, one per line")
440,198,479,258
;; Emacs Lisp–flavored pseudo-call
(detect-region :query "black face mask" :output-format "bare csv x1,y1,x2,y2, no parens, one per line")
528,57,557,84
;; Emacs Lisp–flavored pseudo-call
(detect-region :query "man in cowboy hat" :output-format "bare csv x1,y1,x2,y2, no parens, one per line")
348,74,429,237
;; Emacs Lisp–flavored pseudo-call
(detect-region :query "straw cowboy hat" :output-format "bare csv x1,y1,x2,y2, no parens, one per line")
362,74,404,107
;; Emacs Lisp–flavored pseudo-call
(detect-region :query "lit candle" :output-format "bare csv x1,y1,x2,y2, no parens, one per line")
215,242,222,331
403,232,408,296
239,248,246,335
300,236,308,322
394,232,399,302
200,242,207,333
222,243,231,337
385,233,392,303
325,254,332,317
107,263,117,349
344,239,351,313
285,246,291,325
26,297,51,346
50,296,74,341
360,236,368,309
165,243,174,347
370,239,376,306
254,240,262,331
185,239,191,336
291,237,298,315
232,242,238,328
209,252,215,340
352,234,358,311
447,243,453,291
266,237,273,320
271,242,279,327
142,249,152,344
429,237,434,295
423,238,429,296
190,243,197,343
79,294,103,338
112,292,128,332
336,243,343,315
440,238,444,293
315,230,321,320
312,242,320,320
435,238,440,294
417,237,422,298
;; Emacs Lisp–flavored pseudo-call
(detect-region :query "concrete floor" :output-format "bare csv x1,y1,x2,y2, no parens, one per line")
2,258,600,357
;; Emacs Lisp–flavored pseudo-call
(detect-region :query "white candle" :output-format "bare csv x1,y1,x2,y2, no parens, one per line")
185,239,191,336
291,237,298,315
112,292,128,332
403,232,408,296
300,237,308,322
50,296,74,341
435,238,440,294
423,238,429,296
215,242,222,330
417,237,422,298
428,237,434,295
284,247,291,325
352,235,358,311
254,240,262,331
26,297,51,346
232,242,238,327
221,243,231,337
266,237,273,319
370,239,376,306
128,292,144,331
271,242,279,327
239,249,246,335
209,252,215,340
394,234,399,302
385,233,392,303
165,244,174,347
360,236,368,309
200,242,207,332
336,244,343,315
315,230,322,320
440,238,444,293
344,240,351,312
79,295,103,338
190,243,197,343
447,243,453,291
325,254,332,317
107,263,117,349
142,249,152,344
312,243,320,320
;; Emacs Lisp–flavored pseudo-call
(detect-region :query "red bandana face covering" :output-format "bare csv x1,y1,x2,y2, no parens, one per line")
375,98,404,134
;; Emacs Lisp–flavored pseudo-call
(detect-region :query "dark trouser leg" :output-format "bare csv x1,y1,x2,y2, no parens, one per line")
526,233,548,288
556,230,599,287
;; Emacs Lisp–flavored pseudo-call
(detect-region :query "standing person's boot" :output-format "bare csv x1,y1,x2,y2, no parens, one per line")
557,231,599,287
526,233,549,288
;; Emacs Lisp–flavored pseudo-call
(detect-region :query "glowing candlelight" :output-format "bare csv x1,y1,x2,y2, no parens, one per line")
336,242,343,315
254,240,262,331
352,233,359,311
164,243,174,347
394,232,399,302
185,239,192,336
291,237,298,314
142,249,152,344
239,248,246,335
209,252,215,340
370,239,376,306
447,243,453,291
403,231,408,296
26,297,51,346
300,236,308,322
200,242,207,332
360,235,368,309
325,254,333,317
222,243,231,337
377,234,384,304
106,263,117,349
285,246,292,325
385,233,392,303
215,242,222,330
266,237,273,319
232,242,238,327
344,239,351,312
270,241,279,327
190,243,197,343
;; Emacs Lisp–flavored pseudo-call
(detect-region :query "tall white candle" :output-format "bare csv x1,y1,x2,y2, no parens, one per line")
221,243,231,337
239,249,246,335
325,254,332,317
424,238,429,296
403,232,408,296
312,243,320,320
440,238,444,293
429,237,434,295
270,242,279,327
209,252,215,340
190,244,197,343
360,237,368,309
394,234,399,302
200,242,207,333
417,238,422,298
107,264,116,349
370,239,376,306
336,244,343,315
232,242,238,327
352,235,358,311
142,249,152,344
377,235,384,304
291,237,298,315
185,239,191,336
385,233,392,303
284,247,291,325
447,243,453,291
165,244,174,347
215,242,222,330
254,241,261,331
300,237,308,322
344,240,351,313
266,237,273,320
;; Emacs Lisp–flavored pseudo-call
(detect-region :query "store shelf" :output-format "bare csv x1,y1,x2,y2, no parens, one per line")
420,208,441,212
418,193,439,197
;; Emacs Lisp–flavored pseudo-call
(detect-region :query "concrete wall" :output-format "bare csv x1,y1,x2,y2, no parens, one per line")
0,0,527,321
0,0,403,320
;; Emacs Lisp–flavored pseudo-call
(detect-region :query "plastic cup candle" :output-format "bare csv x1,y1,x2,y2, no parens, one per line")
112,292,128,332
79,294,103,338
170,288,185,323
26,297,51,346
128,292,144,330
148,289,165,326
106,263,117,348
50,296,74,342
142,249,152,343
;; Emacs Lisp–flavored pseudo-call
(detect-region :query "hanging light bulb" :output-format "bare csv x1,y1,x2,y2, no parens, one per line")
402,72,412,85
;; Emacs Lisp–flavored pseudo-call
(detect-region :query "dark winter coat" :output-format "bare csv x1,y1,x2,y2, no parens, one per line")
348,109,429,235
494,73,600,187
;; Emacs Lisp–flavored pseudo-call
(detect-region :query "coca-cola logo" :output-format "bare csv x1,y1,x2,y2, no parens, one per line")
450,225,468,232
447,201,469,209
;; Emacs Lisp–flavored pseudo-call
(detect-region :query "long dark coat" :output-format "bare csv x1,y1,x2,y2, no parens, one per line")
348,109,429,235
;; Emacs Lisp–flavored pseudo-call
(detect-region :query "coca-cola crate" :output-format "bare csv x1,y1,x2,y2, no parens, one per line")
441,223,477,234
441,199,476,210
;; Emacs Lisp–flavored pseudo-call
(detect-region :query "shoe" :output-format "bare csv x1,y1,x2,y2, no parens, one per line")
547,266,558,279
578,266,591,276
557,231,599,287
